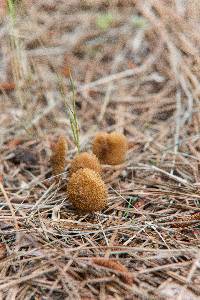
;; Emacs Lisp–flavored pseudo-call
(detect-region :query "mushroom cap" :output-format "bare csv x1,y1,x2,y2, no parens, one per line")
92,132,128,165
67,168,108,212
50,136,68,176
70,152,101,175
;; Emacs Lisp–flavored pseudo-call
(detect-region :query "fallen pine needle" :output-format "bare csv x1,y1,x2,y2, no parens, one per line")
92,257,133,285
0,182,19,231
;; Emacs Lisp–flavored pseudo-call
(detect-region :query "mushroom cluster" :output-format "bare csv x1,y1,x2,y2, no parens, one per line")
50,131,128,213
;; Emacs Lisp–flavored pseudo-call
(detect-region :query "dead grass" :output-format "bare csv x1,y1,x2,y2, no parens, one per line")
0,0,200,299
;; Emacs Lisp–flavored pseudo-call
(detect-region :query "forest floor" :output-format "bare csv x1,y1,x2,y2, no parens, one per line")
0,1,200,299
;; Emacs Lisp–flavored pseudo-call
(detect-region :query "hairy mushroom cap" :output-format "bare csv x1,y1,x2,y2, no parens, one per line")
50,136,68,176
67,168,108,212
70,152,101,175
92,132,128,165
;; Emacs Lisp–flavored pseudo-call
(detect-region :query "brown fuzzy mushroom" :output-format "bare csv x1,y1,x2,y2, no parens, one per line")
67,168,108,212
92,132,128,165
50,136,68,176
70,152,101,176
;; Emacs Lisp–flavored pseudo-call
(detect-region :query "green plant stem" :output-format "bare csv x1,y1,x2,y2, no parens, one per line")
57,72,80,153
